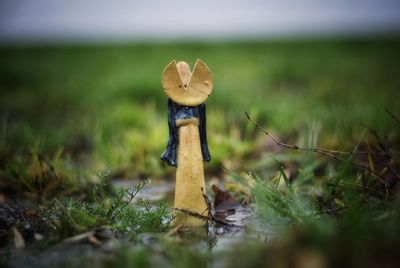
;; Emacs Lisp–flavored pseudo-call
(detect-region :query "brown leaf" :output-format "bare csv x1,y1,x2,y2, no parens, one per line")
11,227,25,250
212,185,239,210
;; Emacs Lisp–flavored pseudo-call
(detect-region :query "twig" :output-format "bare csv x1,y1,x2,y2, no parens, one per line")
245,112,389,185
37,153,58,179
107,179,150,221
362,124,387,155
174,187,240,228
61,231,95,244
317,206,347,215
385,109,400,126
174,208,237,227
164,211,180,226
201,187,214,218
201,188,240,227
174,208,210,221
363,124,400,181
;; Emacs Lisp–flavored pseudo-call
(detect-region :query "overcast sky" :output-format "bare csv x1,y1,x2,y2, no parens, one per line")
1,0,400,43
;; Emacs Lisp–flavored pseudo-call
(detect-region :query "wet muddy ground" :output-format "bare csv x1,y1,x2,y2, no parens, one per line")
2,179,254,268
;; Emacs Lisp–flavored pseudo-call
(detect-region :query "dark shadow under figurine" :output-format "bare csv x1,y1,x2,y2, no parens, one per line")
161,98,211,167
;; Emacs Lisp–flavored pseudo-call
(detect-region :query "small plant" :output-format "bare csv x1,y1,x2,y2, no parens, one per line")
231,161,318,234
38,171,171,238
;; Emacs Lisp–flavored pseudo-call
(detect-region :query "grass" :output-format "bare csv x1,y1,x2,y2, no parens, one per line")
1,39,400,180
1,38,400,267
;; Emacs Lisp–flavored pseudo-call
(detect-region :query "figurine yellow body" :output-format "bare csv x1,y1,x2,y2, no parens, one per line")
161,60,213,226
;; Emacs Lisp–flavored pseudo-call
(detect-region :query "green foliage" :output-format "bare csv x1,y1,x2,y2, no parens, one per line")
1,39,400,268
1,40,399,179
0,149,86,200
38,171,171,238
231,160,318,233
233,147,397,238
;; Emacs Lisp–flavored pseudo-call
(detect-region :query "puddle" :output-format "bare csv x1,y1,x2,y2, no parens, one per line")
112,179,175,201
208,205,252,251
111,179,254,250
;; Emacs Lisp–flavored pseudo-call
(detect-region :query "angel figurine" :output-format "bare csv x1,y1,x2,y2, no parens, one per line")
161,59,213,226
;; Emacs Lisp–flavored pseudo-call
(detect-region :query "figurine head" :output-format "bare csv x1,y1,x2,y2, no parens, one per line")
162,59,213,106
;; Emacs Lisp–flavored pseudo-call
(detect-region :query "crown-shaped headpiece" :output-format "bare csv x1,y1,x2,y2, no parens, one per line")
162,59,213,106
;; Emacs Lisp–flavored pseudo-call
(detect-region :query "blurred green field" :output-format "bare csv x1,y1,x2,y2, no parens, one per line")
1,38,400,180
1,39,400,268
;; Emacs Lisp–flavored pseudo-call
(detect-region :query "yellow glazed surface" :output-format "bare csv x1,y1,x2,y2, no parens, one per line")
162,59,213,106
173,118,207,226
162,60,213,227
